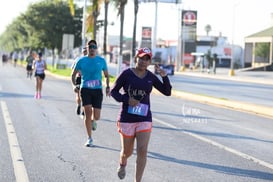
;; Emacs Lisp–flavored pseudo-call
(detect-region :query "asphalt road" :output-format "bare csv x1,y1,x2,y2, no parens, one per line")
1,63,273,182
107,63,273,106
168,74,273,107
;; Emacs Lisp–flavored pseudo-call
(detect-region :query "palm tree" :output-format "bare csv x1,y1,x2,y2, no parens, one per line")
132,0,139,58
67,0,75,16
103,0,110,56
113,0,128,65
205,24,212,36
87,0,104,40
67,0,104,41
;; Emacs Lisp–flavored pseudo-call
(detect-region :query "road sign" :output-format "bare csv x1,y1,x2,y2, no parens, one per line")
62,34,74,50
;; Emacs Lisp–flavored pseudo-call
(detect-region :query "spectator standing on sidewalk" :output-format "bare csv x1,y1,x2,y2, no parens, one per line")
110,47,172,181
71,40,110,147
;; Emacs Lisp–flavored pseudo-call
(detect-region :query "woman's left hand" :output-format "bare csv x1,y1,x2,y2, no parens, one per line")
155,64,167,77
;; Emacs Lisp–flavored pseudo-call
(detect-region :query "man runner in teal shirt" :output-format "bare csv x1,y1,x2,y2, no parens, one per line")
71,40,110,147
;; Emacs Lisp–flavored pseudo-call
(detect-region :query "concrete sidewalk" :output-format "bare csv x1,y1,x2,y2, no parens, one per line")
176,68,273,85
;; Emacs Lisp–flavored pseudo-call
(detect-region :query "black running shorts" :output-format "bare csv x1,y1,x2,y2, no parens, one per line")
75,75,81,85
35,72,45,80
26,65,32,71
80,88,103,108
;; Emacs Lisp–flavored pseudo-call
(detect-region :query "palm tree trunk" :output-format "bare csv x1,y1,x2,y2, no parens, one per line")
132,0,139,58
119,6,125,57
103,0,109,56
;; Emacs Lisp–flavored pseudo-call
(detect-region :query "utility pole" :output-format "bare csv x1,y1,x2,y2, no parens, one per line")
229,1,239,76
153,0,158,50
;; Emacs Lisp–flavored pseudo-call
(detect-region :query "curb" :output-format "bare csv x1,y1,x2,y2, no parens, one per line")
175,71,273,85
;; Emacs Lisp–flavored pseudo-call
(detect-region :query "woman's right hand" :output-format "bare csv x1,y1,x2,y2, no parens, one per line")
155,64,167,77
128,97,139,107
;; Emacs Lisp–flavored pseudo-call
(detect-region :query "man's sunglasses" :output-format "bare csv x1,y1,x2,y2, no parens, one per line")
89,44,97,49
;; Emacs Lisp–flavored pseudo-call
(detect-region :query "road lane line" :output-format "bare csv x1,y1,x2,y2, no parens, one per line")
153,117,273,171
1,101,30,182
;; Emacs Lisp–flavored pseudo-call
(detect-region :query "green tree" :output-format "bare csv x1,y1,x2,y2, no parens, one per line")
24,1,82,50
0,0,82,55
0,15,29,51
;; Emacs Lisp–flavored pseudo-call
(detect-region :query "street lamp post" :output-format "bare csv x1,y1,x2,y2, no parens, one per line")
176,3,183,72
153,0,158,50
229,1,239,76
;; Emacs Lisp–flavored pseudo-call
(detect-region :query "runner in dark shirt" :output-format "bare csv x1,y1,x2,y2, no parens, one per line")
111,47,172,181
71,47,88,116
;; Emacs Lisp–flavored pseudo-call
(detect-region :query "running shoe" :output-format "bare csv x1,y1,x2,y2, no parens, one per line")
37,93,41,99
76,105,81,115
92,120,97,131
34,93,40,99
84,138,94,147
117,164,126,180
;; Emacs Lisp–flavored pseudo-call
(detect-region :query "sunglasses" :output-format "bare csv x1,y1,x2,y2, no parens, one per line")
89,44,97,49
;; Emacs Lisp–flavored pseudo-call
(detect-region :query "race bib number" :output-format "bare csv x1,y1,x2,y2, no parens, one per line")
128,103,149,116
86,80,101,88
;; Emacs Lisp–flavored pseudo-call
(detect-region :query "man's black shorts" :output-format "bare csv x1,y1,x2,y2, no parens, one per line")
80,88,103,108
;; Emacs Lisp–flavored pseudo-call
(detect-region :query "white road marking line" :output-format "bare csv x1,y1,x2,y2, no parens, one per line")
153,117,273,171
1,101,29,182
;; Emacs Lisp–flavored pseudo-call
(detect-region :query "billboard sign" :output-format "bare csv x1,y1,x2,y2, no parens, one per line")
62,34,74,50
142,27,152,41
182,10,197,26
141,27,152,48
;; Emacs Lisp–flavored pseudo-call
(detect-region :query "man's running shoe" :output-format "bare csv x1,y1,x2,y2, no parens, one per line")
76,105,81,115
92,120,97,131
117,164,126,180
84,138,94,147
